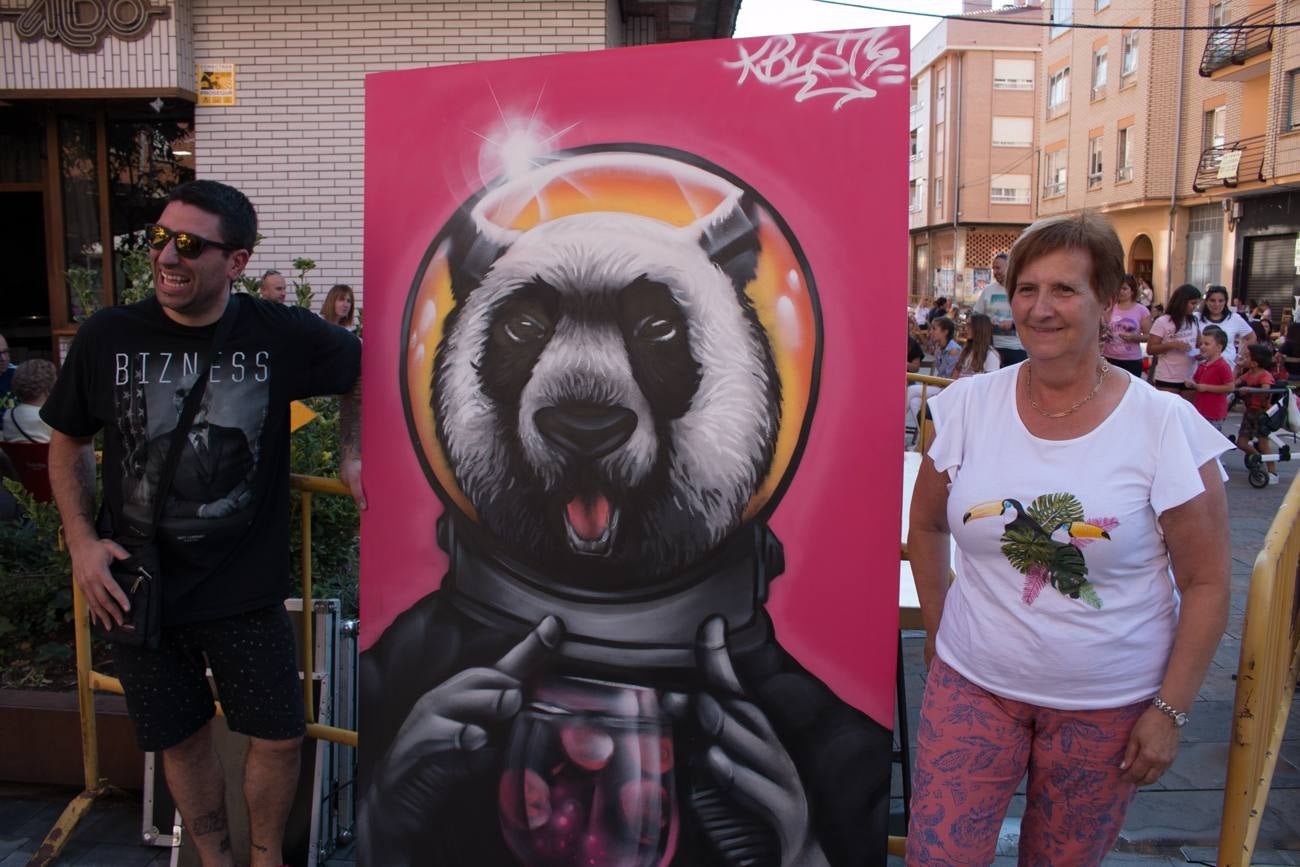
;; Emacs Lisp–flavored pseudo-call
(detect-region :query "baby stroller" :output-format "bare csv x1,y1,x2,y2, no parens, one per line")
1240,385,1297,488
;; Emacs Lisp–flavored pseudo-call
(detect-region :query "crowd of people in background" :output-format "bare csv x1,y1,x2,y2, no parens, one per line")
909,254,1300,483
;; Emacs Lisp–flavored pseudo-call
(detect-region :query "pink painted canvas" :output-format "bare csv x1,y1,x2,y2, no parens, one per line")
358,30,908,866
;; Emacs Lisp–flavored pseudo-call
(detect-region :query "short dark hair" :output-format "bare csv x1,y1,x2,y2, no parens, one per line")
993,252,1008,263
1006,211,1124,308
260,269,282,284
167,180,257,252
1201,324,1228,350
1166,284,1203,330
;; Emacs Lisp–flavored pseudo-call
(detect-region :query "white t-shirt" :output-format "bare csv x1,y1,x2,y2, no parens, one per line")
957,348,1001,377
1197,313,1253,368
2,403,52,444
972,282,1023,351
926,366,1230,710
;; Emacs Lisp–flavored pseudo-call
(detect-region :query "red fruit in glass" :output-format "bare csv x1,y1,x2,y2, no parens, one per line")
499,676,678,867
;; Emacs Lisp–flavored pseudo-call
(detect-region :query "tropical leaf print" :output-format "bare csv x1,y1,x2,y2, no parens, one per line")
966,493,1118,608
1001,524,1056,574
1026,493,1084,536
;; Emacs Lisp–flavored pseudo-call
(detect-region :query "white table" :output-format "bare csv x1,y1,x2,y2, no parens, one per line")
899,451,957,630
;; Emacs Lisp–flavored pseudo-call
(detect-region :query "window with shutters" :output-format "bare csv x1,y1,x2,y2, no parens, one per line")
994,58,1035,90
934,178,943,214
1288,69,1300,132
991,173,1031,204
1088,136,1104,189
992,117,1033,148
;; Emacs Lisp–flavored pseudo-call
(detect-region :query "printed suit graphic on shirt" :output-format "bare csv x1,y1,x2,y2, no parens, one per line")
114,350,269,535
962,493,1118,608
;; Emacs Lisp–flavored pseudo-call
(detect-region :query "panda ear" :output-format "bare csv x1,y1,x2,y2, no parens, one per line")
444,206,521,304
690,192,761,291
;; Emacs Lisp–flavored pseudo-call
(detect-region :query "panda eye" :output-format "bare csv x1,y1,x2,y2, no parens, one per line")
502,313,549,344
635,315,678,343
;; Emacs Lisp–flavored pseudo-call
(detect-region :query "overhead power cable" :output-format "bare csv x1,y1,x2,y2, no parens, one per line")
812,0,1295,31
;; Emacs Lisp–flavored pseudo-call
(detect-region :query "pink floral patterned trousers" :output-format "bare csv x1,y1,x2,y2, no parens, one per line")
905,657,1148,866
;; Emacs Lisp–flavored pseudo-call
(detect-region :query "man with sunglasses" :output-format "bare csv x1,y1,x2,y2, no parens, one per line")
41,179,363,867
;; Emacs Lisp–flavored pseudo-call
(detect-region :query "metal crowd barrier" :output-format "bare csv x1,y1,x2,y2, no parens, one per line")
1219,472,1300,865
32,474,357,866
906,371,951,454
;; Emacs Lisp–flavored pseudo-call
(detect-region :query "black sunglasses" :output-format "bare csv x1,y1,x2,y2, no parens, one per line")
144,223,241,259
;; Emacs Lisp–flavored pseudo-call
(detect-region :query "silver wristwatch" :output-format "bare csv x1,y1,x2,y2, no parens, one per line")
1152,695,1188,727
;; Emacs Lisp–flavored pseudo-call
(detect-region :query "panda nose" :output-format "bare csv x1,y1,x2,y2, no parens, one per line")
534,403,637,459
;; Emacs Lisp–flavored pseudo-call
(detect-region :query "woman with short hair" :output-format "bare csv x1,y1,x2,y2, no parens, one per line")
906,212,1230,865
2,359,57,443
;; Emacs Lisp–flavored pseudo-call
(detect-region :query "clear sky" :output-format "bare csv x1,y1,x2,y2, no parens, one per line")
734,0,966,46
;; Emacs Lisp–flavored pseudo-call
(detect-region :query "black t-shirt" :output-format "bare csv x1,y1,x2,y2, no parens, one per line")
907,335,924,365
42,294,361,625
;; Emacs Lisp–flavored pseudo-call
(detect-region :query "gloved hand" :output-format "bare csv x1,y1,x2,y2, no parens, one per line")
358,616,565,867
672,616,830,867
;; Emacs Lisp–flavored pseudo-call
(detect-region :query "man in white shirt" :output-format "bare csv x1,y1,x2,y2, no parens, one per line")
972,253,1026,367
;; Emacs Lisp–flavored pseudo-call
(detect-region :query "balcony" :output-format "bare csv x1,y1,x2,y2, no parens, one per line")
1043,181,1066,198
1200,6,1273,79
1193,134,1266,192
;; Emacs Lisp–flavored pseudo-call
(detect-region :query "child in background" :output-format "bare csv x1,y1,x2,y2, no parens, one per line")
1237,342,1280,485
1185,326,1234,431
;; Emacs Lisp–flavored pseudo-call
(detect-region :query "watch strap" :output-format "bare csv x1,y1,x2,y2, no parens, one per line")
1152,695,1188,726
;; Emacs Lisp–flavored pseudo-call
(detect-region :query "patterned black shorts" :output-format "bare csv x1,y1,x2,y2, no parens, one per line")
1238,408,1269,442
111,604,306,752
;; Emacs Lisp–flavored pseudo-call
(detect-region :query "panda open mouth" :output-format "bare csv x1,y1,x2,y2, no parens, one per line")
563,494,620,557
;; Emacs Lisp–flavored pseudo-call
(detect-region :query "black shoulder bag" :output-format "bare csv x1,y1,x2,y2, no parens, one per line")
94,296,241,649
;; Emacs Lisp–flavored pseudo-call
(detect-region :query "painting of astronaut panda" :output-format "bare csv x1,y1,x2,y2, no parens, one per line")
359,29,908,867
358,144,893,867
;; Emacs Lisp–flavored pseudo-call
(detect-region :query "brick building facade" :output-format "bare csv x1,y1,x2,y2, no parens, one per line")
0,0,737,361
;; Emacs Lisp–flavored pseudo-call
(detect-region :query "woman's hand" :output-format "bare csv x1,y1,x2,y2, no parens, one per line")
1119,705,1180,785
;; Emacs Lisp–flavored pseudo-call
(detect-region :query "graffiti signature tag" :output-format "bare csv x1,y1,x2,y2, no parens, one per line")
725,30,907,110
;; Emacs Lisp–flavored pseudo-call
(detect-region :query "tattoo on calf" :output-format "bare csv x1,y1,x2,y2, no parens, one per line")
191,803,229,836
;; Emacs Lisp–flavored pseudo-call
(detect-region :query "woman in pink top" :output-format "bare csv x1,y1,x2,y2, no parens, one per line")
1147,284,1203,396
1102,274,1151,377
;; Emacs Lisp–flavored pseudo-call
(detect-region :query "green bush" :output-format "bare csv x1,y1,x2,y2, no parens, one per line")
0,481,79,688
289,396,360,619
0,396,358,689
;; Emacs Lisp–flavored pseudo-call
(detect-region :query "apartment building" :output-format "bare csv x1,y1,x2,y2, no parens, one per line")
1192,0,1300,311
0,0,738,362
909,1,1042,303
1035,0,1199,294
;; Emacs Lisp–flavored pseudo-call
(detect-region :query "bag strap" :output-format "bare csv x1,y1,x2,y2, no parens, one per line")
144,294,242,540
10,411,35,443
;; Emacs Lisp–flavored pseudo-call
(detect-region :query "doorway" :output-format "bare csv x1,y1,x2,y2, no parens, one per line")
0,191,51,362
1129,234,1154,296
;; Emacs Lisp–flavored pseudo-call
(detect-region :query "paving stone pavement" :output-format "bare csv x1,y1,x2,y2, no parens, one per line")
1,421,1296,865
890,416,1300,865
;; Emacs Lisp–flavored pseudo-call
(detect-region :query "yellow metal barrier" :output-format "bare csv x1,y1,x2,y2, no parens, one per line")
33,473,358,865
906,372,953,454
1219,472,1300,866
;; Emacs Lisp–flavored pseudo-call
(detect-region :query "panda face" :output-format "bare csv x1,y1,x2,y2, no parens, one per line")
434,211,779,590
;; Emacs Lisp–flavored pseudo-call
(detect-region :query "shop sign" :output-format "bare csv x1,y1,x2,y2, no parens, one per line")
0,0,169,52
197,63,235,106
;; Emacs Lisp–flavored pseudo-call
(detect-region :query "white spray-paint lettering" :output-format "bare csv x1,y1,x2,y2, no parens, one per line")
725,30,907,110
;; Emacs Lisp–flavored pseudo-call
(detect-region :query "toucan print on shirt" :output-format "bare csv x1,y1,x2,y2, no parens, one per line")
962,493,1118,609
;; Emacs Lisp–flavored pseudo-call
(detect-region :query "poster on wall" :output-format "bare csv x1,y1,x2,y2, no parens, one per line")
196,63,236,106
358,29,909,866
